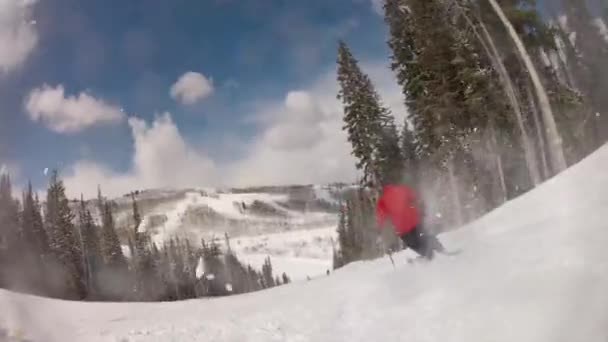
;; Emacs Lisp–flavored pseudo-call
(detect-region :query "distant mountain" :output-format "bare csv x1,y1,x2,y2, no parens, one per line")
65,183,357,279
69,184,352,241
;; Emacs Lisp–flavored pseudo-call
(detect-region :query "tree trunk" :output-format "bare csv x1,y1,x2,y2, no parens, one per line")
488,120,507,203
447,160,463,227
487,0,568,173
459,5,542,186
525,82,551,178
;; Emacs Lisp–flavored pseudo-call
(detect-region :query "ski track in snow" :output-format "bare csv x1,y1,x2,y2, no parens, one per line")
2,145,608,341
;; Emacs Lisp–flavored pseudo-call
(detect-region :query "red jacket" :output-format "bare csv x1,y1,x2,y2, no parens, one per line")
376,184,420,236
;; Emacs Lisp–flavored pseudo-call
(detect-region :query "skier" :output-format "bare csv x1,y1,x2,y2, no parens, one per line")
375,183,444,260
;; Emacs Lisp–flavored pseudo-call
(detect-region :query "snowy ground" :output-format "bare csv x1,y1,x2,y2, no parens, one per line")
133,190,336,245
2,145,608,342
231,226,336,280
130,190,339,280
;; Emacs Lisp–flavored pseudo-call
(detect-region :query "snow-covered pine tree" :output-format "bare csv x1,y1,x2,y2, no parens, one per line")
168,238,182,299
261,256,275,288
246,264,260,292
384,0,551,225
384,0,440,161
471,0,574,177
336,41,401,189
385,0,470,226
333,204,347,269
0,174,19,248
376,120,404,186
77,196,102,298
200,237,226,296
558,0,608,149
18,182,50,294
223,233,248,294
344,197,359,262
96,191,129,300
0,174,21,290
100,200,127,269
400,122,419,187
131,192,156,300
180,238,197,298
45,170,86,299
159,243,174,300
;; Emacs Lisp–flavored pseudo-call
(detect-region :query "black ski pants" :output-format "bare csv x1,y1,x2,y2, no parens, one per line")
400,225,435,259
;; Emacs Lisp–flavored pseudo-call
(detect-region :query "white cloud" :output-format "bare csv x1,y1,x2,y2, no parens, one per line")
227,61,406,187
370,0,384,16
170,71,214,105
24,84,125,133
0,0,38,74
63,112,218,198
61,60,405,197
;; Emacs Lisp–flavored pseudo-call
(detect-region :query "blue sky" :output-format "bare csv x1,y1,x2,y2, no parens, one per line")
4,0,600,198
0,0,407,198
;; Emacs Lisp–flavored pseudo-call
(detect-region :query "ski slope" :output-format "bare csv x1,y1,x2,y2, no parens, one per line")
134,191,338,280
232,226,336,281
130,189,337,245
2,145,608,342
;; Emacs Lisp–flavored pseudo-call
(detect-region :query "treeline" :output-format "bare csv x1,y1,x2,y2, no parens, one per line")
0,171,289,301
334,0,608,268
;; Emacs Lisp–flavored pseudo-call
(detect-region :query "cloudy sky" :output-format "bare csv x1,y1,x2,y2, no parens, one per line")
0,0,407,198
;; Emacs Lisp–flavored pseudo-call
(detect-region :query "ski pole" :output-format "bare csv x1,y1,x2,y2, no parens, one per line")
381,237,396,270
387,250,395,269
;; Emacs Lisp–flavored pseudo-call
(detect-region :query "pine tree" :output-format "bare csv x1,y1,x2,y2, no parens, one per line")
0,174,21,290
376,120,403,185
19,182,50,294
181,238,197,298
472,0,572,176
400,122,419,186
384,0,538,224
96,190,129,300
334,205,347,269
261,256,275,288
22,183,49,257
344,199,358,263
559,0,608,148
223,233,246,294
100,200,126,269
201,237,226,296
159,243,174,300
0,174,19,248
96,185,104,221
485,0,567,174
131,192,150,300
336,41,401,189
45,170,86,299
384,0,441,160
78,196,101,298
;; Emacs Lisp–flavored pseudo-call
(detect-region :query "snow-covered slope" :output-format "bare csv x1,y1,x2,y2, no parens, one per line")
2,145,608,342
107,185,344,242
231,226,336,280
82,184,349,280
